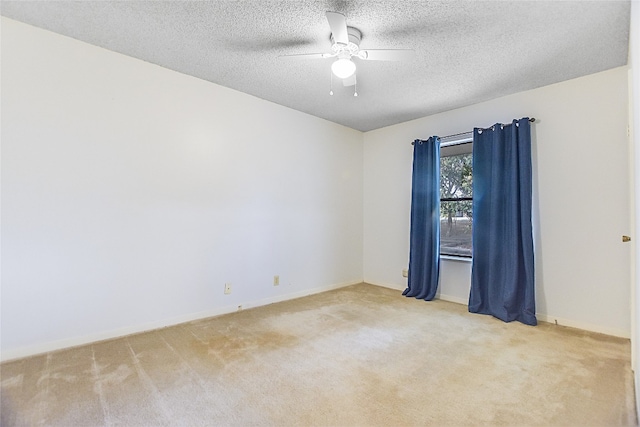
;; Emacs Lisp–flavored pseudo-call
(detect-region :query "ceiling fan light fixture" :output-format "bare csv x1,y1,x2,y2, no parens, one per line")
331,58,356,79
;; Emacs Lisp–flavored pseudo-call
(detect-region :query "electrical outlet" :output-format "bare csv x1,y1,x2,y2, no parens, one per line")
402,269,408,278
274,275,279,286
224,283,232,294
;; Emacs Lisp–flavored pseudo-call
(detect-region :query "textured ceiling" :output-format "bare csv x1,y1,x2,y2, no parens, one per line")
0,1,631,132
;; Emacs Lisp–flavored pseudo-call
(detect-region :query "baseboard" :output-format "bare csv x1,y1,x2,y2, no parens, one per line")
365,281,630,339
367,281,405,291
366,282,467,305
436,293,468,305
12,280,624,362
238,280,361,311
439,297,630,338
535,313,630,339
0,280,361,362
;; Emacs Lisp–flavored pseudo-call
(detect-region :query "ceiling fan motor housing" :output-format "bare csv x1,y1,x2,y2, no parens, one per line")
330,26,362,56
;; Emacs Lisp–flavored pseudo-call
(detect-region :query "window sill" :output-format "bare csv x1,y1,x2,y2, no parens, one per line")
440,255,472,263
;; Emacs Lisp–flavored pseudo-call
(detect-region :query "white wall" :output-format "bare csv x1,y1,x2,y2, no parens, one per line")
0,18,364,360
2,14,634,362
364,67,631,338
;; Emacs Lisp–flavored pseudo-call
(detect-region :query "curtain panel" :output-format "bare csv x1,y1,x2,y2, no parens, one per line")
469,118,537,326
405,137,440,301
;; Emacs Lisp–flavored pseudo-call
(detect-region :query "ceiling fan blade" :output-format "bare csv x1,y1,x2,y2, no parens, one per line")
358,49,414,61
279,53,334,60
326,11,349,45
342,74,356,87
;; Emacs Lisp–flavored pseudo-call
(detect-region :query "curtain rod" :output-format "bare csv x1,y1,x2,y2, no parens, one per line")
412,118,536,145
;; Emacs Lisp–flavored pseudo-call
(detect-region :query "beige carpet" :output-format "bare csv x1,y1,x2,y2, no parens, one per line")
1,283,636,426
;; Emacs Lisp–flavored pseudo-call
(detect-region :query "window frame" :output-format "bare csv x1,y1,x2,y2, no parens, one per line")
439,135,473,259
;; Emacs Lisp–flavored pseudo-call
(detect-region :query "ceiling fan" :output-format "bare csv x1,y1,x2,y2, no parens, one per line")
281,11,413,92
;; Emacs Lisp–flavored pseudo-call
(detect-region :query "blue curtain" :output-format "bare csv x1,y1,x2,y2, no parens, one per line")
404,137,440,301
469,118,536,326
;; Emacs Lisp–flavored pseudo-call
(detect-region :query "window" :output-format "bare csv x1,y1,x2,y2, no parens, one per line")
440,138,473,258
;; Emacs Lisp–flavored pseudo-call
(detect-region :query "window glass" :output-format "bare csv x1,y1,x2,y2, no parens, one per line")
440,142,472,257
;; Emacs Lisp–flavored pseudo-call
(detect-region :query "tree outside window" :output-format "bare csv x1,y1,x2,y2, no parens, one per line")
440,145,472,257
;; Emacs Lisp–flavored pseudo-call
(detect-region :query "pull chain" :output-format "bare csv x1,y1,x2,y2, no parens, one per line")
354,75,358,97
329,70,334,96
